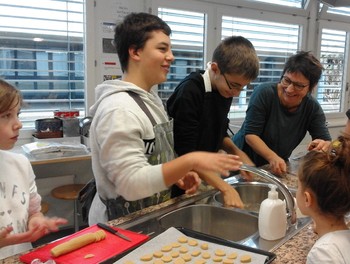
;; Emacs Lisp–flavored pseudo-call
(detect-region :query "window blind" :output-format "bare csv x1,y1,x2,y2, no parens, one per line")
0,0,85,128
248,0,305,8
326,6,350,16
318,28,347,113
158,7,205,104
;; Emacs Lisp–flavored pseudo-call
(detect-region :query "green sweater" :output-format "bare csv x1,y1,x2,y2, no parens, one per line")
234,82,331,166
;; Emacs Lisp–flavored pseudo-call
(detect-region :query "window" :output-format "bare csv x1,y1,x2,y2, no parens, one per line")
221,17,299,119
151,0,350,126
317,28,347,113
158,7,205,104
318,5,350,115
0,0,85,128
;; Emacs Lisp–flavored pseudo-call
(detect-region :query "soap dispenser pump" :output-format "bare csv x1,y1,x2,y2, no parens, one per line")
258,184,287,240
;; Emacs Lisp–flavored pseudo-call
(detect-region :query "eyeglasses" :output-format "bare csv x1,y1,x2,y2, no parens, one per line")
222,73,245,92
280,76,309,91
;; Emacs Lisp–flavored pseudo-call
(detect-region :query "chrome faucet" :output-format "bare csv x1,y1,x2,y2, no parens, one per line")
239,164,297,226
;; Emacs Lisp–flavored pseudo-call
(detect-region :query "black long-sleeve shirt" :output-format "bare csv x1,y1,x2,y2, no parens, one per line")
167,71,232,156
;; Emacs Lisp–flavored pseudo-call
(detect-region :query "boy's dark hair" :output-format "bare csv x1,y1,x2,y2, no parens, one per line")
212,36,260,81
114,12,171,72
281,51,323,93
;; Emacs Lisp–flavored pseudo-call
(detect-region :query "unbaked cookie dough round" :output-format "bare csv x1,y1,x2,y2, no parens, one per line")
200,243,209,250
153,251,163,258
201,251,211,259
240,254,252,263
179,246,189,253
171,251,180,258
173,258,185,264
188,239,198,246
227,252,238,259
140,253,153,261
161,254,172,263
214,249,226,256
161,245,172,252
181,253,192,262
178,236,188,243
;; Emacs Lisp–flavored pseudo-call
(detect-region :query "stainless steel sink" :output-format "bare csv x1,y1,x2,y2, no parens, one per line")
117,177,311,252
158,204,258,243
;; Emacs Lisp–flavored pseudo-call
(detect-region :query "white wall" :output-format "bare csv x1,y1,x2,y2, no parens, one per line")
85,0,146,110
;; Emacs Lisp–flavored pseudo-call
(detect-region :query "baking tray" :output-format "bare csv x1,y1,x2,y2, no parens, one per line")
113,227,276,264
178,227,276,264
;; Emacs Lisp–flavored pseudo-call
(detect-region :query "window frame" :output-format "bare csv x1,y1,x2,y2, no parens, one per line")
316,18,350,119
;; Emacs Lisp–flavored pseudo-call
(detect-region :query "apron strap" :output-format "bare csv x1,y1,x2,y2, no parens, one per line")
127,91,157,126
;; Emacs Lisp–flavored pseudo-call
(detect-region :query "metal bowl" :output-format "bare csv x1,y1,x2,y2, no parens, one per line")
213,182,284,213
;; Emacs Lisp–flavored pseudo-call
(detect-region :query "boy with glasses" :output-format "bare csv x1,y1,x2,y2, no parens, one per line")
167,36,259,202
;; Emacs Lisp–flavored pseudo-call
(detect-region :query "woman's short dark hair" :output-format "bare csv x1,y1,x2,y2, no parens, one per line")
114,12,171,72
281,51,324,93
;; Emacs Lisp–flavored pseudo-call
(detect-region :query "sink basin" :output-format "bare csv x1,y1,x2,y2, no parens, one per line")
158,204,258,243
213,182,284,213
117,181,311,253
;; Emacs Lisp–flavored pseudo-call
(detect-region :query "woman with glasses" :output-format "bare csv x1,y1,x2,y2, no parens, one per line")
233,51,331,176
167,36,260,205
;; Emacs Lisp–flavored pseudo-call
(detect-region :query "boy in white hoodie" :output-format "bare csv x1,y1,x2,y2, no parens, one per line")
88,12,244,225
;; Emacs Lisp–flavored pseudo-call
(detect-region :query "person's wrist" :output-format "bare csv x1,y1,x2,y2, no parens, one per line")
217,181,232,193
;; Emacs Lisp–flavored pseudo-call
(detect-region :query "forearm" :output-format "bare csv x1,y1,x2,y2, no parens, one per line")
162,153,197,187
196,170,231,193
222,137,255,165
162,152,242,187
245,134,279,162
197,170,243,208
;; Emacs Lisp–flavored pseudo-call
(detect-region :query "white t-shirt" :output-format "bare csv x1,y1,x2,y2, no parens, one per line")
307,230,350,264
0,150,41,260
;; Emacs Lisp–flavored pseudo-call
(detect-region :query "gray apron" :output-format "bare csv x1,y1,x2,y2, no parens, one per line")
101,92,175,220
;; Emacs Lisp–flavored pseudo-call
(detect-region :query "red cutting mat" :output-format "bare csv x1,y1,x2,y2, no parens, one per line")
19,224,149,264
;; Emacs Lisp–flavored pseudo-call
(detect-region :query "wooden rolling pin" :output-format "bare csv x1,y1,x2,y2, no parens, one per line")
51,230,106,257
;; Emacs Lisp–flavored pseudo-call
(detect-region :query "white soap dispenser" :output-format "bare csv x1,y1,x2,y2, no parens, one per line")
258,184,287,240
